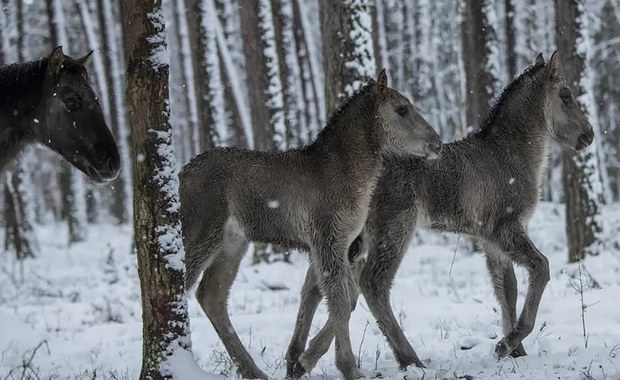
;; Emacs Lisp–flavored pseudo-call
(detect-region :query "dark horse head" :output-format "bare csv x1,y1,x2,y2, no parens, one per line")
0,46,120,183
39,47,120,183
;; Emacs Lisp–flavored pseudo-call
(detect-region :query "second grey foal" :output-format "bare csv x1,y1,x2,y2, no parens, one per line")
286,52,595,377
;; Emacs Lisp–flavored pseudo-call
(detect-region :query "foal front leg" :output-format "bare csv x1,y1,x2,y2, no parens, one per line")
482,240,527,357
297,243,362,380
489,223,550,359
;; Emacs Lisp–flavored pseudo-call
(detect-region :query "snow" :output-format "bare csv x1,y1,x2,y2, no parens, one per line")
1,203,620,379
146,9,170,71
149,128,185,271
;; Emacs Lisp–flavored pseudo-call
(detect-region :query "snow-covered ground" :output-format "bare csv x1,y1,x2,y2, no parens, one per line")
1,202,620,380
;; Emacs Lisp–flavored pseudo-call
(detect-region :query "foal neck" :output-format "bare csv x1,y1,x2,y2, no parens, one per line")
478,83,551,187
310,92,382,179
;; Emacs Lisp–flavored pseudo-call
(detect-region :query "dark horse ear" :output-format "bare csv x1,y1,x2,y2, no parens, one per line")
48,46,65,75
535,52,545,65
547,51,559,78
377,68,388,94
77,50,94,69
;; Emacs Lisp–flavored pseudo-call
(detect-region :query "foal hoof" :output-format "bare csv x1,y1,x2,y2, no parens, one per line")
494,338,512,360
510,343,527,358
287,362,307,379
398,356,425,371
237,366,269,379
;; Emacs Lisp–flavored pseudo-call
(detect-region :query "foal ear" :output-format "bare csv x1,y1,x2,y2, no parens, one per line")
77,50,94,69
377,68,388,94
547,51,559,78
535,52,545,65
48,46,65,75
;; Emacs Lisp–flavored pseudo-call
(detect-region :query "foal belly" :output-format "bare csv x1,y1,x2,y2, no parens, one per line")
238,203,310,251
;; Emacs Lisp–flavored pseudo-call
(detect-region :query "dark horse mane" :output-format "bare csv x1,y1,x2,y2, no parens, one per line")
0,57,87,109
0,59,48,107
309,82,376,149
476,62,546,136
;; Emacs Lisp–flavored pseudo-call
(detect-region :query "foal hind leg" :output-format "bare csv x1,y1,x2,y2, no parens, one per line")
289,263,361,379
488,223,550,359
286,264,323,378
482,240,527,357
360,215,423,369
196,235,267,379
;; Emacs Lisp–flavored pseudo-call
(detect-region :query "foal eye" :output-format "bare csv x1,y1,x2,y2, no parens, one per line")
63,96,81,112
560,94,571,105
396,106,408,116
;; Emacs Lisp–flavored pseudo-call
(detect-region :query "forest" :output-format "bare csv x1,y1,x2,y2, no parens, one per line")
0,0,619,379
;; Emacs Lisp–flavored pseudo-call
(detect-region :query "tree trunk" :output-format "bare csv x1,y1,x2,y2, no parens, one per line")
121,0,195,377
555,0,605,262
460,0,497,131
95,0,131,224
320,0,376,116
46,0,88,243
4,169,38,260
504,0,517,79
239,0,286,150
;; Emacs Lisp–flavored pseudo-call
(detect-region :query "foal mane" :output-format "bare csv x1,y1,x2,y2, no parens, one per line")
0,59,48,105
477,62,546,135
310,83,376,148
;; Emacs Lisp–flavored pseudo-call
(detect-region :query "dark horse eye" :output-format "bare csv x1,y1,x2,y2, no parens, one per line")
560,94,571,106
396,106,408,116
64,96,81,112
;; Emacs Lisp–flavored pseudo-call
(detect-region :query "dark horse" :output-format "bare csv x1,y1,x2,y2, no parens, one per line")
0,46,120,183
286,52,595,376
180,70,442,379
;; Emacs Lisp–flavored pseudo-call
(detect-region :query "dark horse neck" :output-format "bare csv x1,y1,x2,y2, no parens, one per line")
0,58,48,169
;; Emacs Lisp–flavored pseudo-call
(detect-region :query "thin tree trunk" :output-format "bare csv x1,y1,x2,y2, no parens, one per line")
95,0,131,223
504,0,517,79
555,0,605,261
460,0,497,131
46,0,88,243
239,0,286,151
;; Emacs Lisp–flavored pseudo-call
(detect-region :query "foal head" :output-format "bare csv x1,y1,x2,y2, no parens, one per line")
372,70,442,159
537,52,594,151
37,46,120,183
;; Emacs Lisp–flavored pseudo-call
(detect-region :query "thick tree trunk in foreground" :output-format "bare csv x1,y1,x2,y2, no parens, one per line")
121,0,196,377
